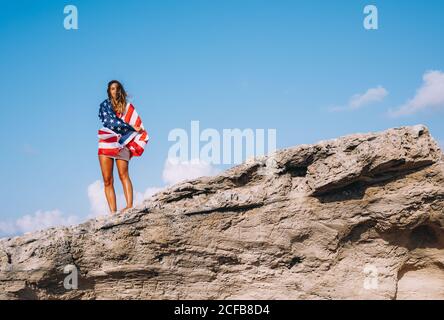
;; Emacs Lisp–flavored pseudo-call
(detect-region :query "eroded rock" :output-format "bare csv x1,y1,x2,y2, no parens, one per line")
0,125,443,299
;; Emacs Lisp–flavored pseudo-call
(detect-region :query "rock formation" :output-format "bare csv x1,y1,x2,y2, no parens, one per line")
1,125,443,300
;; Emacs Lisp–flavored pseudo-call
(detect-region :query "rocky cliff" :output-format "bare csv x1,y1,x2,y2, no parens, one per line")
1,125,443,300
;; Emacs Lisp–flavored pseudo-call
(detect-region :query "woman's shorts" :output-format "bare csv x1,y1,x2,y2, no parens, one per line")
107,146,131,161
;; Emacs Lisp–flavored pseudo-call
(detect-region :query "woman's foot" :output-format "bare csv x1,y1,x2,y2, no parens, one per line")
120,206,133,214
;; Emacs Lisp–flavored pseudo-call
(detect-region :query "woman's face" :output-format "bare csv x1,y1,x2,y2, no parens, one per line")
109,83,119,99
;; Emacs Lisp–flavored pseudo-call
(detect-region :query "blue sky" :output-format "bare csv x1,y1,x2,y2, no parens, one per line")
1,0,443,237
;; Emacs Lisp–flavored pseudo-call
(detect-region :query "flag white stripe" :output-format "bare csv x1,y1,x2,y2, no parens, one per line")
130,111,138,126
98,133,118,140
99,142,121,149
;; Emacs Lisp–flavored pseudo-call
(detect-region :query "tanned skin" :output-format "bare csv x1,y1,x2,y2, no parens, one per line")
98,82,141,214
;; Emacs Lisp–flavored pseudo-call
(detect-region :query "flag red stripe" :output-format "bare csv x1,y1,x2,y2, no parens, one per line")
135,116,142,127
124,104,134,124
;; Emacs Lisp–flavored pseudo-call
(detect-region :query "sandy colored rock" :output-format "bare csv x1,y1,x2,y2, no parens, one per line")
0,125,443,300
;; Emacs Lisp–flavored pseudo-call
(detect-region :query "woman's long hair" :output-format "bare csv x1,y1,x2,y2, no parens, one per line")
107,80,127,115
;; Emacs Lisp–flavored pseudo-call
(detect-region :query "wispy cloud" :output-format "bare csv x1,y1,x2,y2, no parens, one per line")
0,209,78,238
1,157,220,238
329,86,388,112
438,140,444,152
87,180,110,218
162,157,220,185
87,156,220,218
389,70,444,117
86,181,165,218
21,143,39,156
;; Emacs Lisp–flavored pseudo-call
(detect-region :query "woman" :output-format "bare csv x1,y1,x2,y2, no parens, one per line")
97,80,149,214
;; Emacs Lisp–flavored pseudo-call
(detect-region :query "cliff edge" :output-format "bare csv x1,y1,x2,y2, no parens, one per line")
1,125,443,299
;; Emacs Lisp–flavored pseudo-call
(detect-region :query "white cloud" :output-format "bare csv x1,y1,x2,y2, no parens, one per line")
87,180,109,218
87,157,219,216
329,86,388,112
89,157,220,215
1,157,220,238
16,210,78,233
162,157,220,185
349,86,388,109
0,221,17,236
86,180,166,218
0,209,79,238
0,181,168,237
138,187,165,201
389,70,444,117
21,143,39,155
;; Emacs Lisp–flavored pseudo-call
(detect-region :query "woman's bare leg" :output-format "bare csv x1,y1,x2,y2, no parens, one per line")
98,155,117,214
116,159,133,210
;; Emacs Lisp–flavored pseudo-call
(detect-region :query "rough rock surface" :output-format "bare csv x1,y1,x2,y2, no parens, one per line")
1,125,443,300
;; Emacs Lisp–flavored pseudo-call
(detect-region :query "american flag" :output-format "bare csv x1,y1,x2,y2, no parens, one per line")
97,99,149,159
